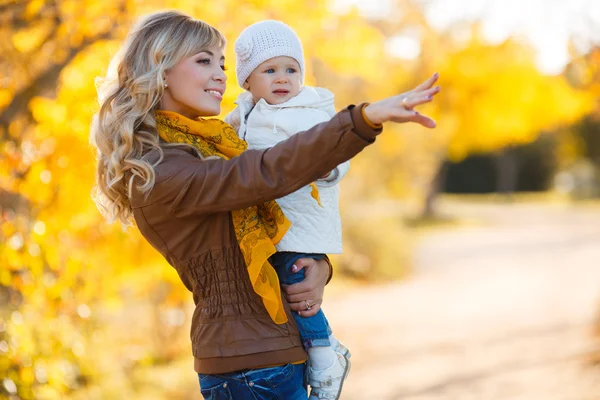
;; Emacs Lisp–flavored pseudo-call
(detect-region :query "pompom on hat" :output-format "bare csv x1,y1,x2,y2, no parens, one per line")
234,20,305,87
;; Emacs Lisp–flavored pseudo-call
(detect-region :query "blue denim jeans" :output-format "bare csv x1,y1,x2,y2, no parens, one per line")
269,252,332,349
198,363,307,400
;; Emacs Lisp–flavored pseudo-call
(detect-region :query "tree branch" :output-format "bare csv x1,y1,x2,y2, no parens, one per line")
0,29,114,139
0,0,26,16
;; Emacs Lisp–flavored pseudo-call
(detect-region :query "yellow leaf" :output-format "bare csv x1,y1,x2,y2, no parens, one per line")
12,20,54,53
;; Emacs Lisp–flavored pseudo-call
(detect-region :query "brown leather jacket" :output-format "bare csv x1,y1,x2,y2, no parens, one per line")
130,104,382,374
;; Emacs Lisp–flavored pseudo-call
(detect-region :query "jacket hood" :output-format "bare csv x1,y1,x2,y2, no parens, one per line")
225,86,335,140
236,86,334,111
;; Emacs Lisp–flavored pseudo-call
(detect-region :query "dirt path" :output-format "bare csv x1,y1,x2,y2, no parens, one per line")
327,201,600,400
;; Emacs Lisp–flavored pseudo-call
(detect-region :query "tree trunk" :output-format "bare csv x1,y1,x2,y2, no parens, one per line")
495,146,519,199
421,160,448,218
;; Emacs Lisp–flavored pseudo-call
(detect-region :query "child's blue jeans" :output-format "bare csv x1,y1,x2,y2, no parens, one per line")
269,252,332,350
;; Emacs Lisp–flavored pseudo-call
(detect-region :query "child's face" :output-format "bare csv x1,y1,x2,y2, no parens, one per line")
245,56,301,105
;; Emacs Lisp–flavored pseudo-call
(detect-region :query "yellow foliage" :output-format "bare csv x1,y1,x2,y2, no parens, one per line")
12,20,55,53
431,37,595,162
30,97,68,125
2,1,598,398
25,0,46,18
0,89,14,109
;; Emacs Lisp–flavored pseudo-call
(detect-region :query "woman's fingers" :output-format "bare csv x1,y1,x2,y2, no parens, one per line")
288,299,322,317
390,107,436,127
288,257,316,274
403,86,440,109
283,287,321,303
421,85,441,98
297,304,321,317
281,280,311,297
365,73,440,125
412,112,437,128
394,85,439,127
281,258,328,299
410,72,439,93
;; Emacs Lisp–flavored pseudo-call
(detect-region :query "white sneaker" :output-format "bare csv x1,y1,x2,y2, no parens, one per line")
333,341,351,359
308,352,351,400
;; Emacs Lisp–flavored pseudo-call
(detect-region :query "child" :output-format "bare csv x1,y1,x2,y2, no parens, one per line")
226,20,351,400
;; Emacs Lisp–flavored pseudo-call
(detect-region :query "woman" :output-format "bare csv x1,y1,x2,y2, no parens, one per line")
91,10,439,400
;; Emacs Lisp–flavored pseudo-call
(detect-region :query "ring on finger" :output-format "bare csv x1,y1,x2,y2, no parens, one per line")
304,300,312,311
402,97,411,110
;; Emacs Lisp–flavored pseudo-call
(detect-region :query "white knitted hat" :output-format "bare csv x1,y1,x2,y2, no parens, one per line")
234,20,304,88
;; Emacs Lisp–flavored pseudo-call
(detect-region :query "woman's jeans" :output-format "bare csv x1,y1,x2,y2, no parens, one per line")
198,363,307,400
269,252,332,349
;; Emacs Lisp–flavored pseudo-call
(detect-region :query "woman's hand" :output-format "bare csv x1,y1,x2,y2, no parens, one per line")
281,257,329,317
363,72,440,127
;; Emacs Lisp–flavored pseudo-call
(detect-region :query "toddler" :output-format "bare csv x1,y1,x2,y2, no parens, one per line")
226,20,351,400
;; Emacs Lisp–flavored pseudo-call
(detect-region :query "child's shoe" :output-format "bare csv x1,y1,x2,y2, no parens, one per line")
308,352,351,399
333,341,351,359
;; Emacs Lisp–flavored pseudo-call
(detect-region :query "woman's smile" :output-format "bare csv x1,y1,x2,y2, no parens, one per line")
205,88,224,100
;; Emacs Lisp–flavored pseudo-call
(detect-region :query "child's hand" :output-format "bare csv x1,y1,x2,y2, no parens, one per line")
363,72,440,127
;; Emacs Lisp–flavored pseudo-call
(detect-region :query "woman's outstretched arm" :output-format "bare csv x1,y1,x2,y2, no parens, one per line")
149,73,440,218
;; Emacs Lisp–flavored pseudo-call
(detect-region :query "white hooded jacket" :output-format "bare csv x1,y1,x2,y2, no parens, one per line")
225,86,349,253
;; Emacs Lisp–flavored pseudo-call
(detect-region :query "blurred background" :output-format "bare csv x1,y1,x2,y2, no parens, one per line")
1,0,600,399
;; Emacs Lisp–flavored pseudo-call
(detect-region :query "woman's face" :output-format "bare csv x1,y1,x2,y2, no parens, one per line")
161,46,227,118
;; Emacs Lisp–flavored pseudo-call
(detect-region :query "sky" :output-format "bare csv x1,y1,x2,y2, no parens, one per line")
332,0,600,75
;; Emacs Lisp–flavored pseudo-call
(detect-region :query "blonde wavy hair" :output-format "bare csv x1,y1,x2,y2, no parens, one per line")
91,10,225,226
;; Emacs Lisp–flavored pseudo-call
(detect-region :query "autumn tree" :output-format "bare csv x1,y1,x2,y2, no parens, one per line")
370,0,595,215
0,1,402,397
3,1,595,397
564,45,600,172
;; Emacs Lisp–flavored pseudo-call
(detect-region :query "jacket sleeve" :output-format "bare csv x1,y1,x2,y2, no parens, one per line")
315,160,350,187
309,99,349,187
150,104,381,217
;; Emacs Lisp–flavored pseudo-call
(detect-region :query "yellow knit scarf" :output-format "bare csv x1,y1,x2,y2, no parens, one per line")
155,110,298,323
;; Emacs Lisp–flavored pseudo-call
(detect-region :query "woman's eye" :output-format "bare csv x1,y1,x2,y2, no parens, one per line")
197,58,210,65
